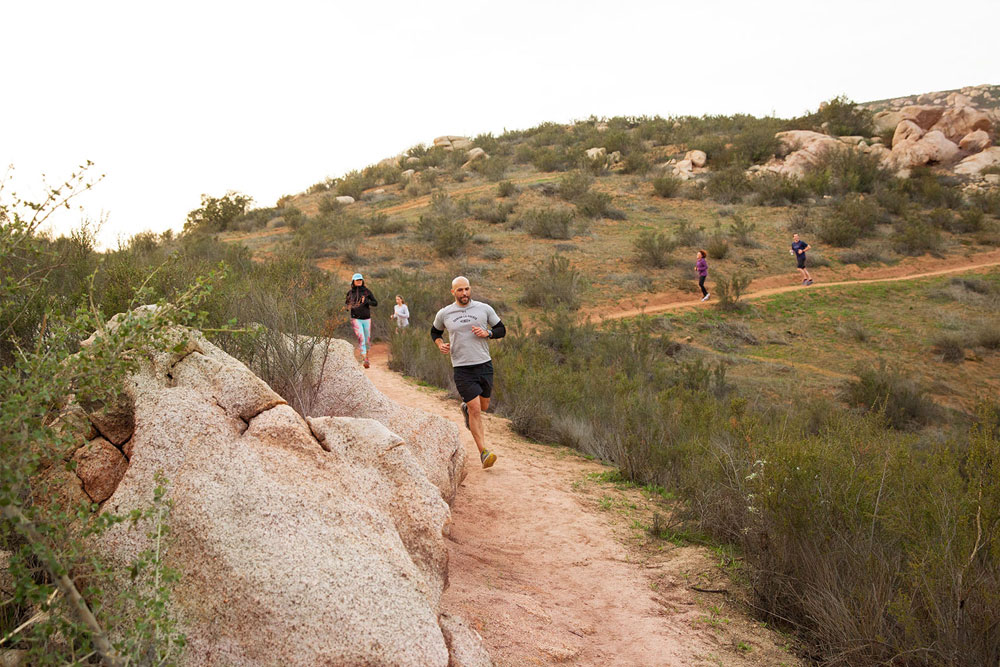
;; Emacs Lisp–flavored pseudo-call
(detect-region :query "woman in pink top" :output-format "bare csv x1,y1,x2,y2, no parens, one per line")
695,250,709,302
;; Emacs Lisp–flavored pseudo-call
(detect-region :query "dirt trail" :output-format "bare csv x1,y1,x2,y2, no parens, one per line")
591,250,1000,322
365,344,799,666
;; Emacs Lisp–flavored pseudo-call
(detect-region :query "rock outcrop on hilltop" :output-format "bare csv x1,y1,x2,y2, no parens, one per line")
38,323,486,666
761,85,999,182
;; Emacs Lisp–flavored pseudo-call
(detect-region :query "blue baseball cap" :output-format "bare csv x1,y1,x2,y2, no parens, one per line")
352,273,363,281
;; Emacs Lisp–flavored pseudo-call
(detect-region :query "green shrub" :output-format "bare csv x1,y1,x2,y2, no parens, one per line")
969,189,1000,216
804,148,890,196
706,234,729,259
728,214,757,247
335,170,370,200
621,152,651,175
932,332,966,363
894,216,941,255
470,200,515,224
794,95,874,136
714,272,751,311
839,247,890,266
836,320,873,343
184,191,253,233
952,208,985,234
706,167,752,203
558,170,594,200
841,361,936,429
521,255,583,309
674,219,704,245
318,195,344,215
417,217,471,257
366,213,406,235
874,183,910,216
521,207,576,240
577,191,623,219
633,230,677,268
973,321,1000,350
748,172,809,205
532,147,568,172
904,167,964,209
497,180,517,197
476,156,510,181
473,132,499,154
652,174,682,198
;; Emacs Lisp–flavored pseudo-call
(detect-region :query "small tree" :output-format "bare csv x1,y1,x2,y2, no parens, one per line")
184,191,252,233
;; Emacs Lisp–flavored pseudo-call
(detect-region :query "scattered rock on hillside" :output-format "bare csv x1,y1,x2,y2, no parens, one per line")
685,149,707,168
892,120,925,146
335,195,356,205
433,136,473,151
72,437,128,503
462,147,488,169
954,146,1000,175
873,110,903,135
769,130,843,177
585,147,606,160
930,106,993,143
900,105,945,130
401,169,416,180
959,130,992,153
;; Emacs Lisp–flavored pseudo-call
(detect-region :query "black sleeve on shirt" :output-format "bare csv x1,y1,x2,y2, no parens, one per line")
366,289,377,307
489,320,506,340
430,325,444,341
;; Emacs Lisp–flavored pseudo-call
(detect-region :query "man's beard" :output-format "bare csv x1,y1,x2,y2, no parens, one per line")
458,295,470,305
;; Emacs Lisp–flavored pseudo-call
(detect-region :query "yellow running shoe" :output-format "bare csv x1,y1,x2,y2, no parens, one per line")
480,450,497,469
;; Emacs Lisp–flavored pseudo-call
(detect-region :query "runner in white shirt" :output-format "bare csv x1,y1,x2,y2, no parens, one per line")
391,295,410,328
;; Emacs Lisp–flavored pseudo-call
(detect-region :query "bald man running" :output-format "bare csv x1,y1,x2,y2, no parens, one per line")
431,276,506,469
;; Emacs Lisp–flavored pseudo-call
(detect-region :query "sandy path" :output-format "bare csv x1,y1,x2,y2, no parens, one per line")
365,344,798,666
590,250,1000,322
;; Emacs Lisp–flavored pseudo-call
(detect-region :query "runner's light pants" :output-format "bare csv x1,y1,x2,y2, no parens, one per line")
351,318,372,355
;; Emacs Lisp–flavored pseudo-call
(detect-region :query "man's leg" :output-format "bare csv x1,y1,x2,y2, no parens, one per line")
465,395,486,455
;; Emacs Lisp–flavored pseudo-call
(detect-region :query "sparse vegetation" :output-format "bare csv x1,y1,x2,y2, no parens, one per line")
520,207,577,240
521,255,583,309
633,230,676,268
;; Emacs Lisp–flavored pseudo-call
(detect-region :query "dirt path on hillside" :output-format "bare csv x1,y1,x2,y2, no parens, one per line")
365,344,800,666
591,249,1000,322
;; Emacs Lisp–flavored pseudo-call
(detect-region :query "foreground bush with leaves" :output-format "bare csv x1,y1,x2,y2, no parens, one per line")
1,168,194,664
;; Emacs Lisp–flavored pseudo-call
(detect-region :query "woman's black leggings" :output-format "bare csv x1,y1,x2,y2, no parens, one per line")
698,275,707,296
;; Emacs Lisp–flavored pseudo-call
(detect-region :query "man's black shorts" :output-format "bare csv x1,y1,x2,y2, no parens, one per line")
796,254,807,269
453,361,493,402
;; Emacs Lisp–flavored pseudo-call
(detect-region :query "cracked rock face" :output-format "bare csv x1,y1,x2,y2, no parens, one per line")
304,337,468,503
85,327,479,666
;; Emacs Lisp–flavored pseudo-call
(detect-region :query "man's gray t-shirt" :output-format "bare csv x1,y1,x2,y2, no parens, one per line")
432,300,501,367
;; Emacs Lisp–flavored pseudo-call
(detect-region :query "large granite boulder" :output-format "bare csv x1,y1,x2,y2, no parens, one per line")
75,326,481,666
955,147,1000,175
929,106,993,144
770,130,844,177
305,337,467,503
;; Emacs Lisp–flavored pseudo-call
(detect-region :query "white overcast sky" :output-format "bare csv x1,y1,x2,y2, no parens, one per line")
4,0,998,247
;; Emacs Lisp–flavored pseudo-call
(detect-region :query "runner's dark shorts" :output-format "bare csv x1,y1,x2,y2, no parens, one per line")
796,254,807,269
453,361,493,402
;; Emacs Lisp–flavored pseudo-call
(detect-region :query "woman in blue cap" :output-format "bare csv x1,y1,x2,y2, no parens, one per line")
345,273,378,368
